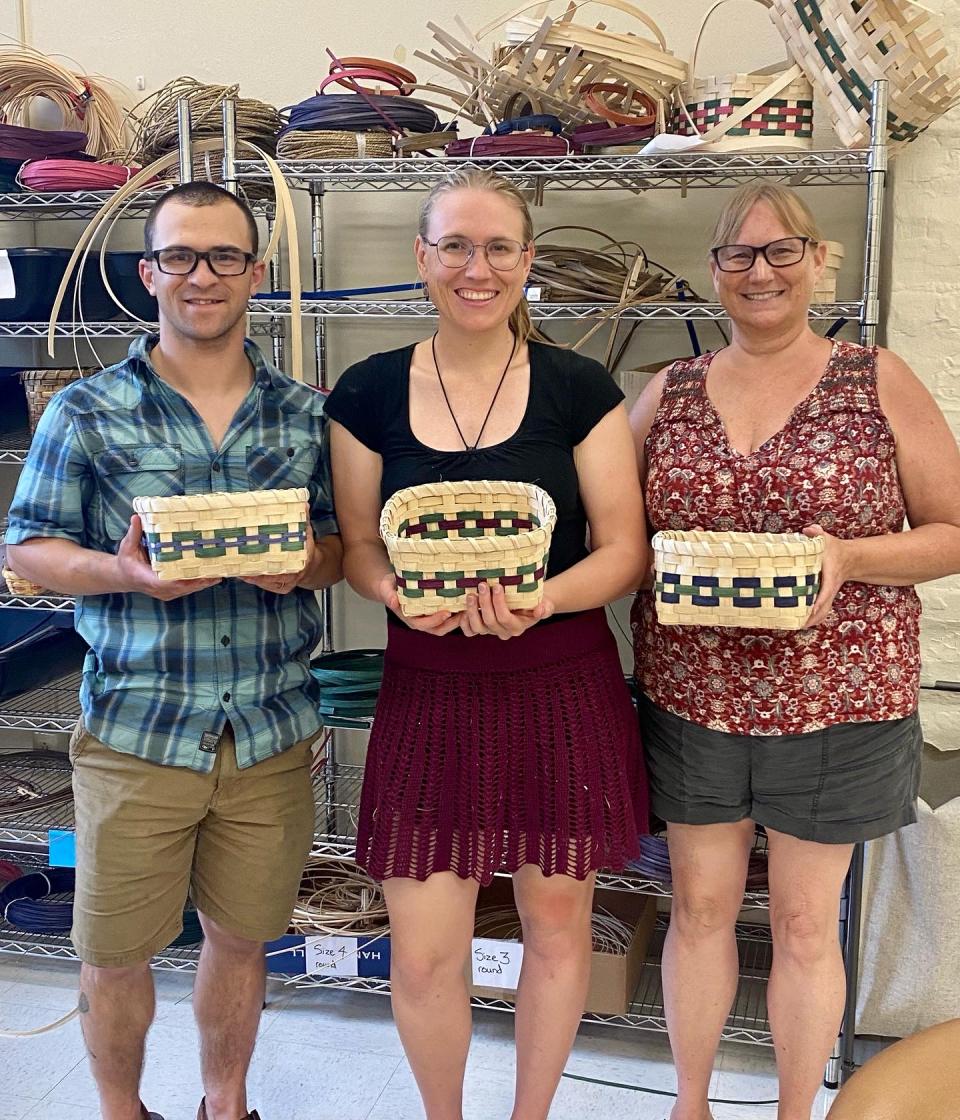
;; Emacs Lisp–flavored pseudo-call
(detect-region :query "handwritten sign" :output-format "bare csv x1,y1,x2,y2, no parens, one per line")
305,935,359,976
471,937,524,989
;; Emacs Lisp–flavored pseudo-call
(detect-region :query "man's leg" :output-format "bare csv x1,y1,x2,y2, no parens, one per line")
190,731,316,1120
70,727,207,1120
193,914,265,1120
79,962,155,1120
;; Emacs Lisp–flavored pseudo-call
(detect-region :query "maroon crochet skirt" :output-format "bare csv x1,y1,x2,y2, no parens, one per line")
356,608,648,884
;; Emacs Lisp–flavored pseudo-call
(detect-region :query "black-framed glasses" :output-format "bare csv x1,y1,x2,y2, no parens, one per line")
145,247,257,277
711,236,816,273
424,235,529,271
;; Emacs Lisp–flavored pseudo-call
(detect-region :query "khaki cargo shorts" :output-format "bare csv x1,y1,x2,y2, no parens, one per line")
69,721,316,967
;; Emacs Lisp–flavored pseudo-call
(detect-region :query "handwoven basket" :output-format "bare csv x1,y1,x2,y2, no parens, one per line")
133,488,309,581
812,239,845,302
652,530,824,630
769,0,960,148
2,569,46,597
380,481,556,618
18,369,86,435
674,0,814,151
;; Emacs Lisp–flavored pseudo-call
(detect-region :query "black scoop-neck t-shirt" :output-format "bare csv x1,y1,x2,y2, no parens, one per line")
324,340,624,621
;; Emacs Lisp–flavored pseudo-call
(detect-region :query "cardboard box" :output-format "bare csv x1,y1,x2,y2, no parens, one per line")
468,877,655,1016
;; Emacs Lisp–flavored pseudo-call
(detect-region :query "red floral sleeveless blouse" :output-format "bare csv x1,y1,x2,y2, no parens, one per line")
632,340,922,735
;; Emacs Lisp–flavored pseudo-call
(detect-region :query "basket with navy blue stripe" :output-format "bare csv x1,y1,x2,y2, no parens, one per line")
652,530,824,630
133,487,309,581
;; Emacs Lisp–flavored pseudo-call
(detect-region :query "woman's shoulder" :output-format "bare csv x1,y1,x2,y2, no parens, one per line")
336,344,414,391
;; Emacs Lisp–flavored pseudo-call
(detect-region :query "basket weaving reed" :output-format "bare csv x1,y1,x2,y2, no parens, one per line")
768,0,960,148
19,369,86,435
380,481,556,618
2,569,46,597
133,488,309,581
652,530,824,630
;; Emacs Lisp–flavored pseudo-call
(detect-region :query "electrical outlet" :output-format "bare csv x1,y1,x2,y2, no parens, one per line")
135,75,146,91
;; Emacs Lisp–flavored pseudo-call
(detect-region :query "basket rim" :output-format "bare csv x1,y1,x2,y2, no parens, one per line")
653,528,825,557
133,487,309,515
380,480,557,542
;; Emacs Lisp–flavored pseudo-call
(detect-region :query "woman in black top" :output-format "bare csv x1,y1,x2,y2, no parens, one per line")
326,168,647,1120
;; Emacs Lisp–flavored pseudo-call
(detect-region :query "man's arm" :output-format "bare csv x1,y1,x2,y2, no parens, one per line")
8,515,221,600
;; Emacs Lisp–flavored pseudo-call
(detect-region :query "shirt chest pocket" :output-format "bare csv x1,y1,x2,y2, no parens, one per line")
245,443,318,491
94,444,184,543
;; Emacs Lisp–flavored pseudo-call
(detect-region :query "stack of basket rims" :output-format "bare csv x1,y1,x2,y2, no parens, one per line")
652,530,824,630
133,487,309,581
380,481,556,618
813,240,844,302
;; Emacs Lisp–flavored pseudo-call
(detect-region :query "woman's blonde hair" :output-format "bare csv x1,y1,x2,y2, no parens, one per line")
418,168,535,342
711,182,824,250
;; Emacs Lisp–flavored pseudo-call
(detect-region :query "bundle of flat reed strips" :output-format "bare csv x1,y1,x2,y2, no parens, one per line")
289,857,389,936
276,128,395,160
0,43,129,157
529,225,673,303
125,77,281,165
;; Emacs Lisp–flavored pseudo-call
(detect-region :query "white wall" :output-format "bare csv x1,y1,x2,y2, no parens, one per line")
2,0,957,740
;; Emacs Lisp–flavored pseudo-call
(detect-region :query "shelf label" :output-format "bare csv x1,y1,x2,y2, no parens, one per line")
0,251,14,300
524,285,542,303
471,937,523,989
305,934,360,976
48,829,76,867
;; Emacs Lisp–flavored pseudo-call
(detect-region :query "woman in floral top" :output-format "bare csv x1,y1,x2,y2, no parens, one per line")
630,182,960,1120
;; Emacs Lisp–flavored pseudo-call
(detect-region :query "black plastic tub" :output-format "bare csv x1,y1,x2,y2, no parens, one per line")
0,247,71,322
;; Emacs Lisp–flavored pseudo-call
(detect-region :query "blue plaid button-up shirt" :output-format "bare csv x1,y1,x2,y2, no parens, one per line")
5,335,338,770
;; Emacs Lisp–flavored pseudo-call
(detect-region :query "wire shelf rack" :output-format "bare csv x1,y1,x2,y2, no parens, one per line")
279,918,773,1044
249,297,862,322
235,150,870,192
0,671,81,734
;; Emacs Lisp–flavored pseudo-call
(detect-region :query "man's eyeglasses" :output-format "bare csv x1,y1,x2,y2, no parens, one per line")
424,236,529,271
711,236,816,273
145,247,257,277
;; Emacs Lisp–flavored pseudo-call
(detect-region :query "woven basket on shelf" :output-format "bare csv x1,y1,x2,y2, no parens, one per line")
133,487,309,581
19,369,86,435
652,530,824,630
769,0,960,148
1,569,46,597
813,239,845,301
380,481,556,618
673,0,815,151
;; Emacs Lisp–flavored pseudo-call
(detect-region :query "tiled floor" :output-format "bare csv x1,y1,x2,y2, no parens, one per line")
0,956,840,1120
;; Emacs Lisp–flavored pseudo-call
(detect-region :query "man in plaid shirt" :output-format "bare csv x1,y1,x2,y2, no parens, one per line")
6,182,342,1120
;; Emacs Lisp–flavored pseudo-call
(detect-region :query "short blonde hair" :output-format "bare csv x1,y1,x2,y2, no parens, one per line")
418,168,535,342
711,182,824,249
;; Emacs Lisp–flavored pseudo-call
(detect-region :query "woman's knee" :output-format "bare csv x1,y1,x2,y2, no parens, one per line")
669,889,740,940
515,881,592,956
770,904,839,966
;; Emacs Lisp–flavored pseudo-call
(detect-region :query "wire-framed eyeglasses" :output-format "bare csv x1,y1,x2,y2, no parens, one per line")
424,235,529,271
145,247,257,276
711,236,816,273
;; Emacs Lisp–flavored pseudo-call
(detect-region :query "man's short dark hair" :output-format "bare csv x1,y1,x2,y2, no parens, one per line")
144,182,259,256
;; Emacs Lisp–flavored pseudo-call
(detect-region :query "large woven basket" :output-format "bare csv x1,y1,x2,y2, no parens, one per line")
19,369,86,435
133,488,309,581
652,530,824,630
769,0,960,148
674,0,815,151
380,481,556,618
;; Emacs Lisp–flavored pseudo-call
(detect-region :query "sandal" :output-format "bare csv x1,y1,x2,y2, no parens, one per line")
140,1106,164,1120
197,1099,261,1120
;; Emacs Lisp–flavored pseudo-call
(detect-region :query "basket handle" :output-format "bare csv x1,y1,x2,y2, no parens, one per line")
689,0,773,85
477,0,668,51
683,0,802,145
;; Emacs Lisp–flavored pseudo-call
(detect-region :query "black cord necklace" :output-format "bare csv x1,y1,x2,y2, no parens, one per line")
431,331,518,453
